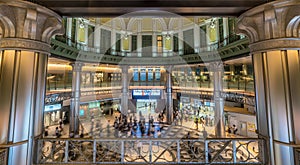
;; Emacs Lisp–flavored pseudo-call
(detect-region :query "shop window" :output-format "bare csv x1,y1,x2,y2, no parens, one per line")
157,35,163,53
173,34,179,52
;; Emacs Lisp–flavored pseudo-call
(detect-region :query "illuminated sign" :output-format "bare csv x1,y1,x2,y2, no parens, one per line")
133,69,139,81
88,101,100,108
148,69,153,81
45,104,62,112
155,68,161,80
132,89,161,96
79,110,85,116
140,68,146,81
204,102,210,106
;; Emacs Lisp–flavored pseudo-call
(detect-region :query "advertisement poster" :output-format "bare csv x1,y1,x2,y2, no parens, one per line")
133,69,139,81
148,69,153,81
140,68,146,81
155,68,161,80
247,122,256,132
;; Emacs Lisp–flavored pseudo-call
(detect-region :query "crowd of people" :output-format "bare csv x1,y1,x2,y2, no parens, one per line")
112,112,165,138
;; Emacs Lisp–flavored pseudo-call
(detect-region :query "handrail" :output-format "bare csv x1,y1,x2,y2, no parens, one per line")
40,137,264,141
273,140,300,148
53,34,246,56
0,139,28,148
36,137,266,164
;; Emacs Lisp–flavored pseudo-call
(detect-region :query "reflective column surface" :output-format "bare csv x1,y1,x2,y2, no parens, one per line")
166,66,173,124
121,65,129,115
70,62,84,135
237,1,300,164
211,62,226,138
0,1,63,164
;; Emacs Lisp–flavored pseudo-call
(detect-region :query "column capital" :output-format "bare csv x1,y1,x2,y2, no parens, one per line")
0,0,64,41
208,61,224,72
165,65,173,73
121,65,129,74
70,62,84,71
236,0,300,53
0,0,64,52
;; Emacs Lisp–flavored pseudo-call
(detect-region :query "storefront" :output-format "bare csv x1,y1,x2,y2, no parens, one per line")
226,112,257,137
79,99,120,120
178,95,214,120
44,103,67,127
131,89,161,117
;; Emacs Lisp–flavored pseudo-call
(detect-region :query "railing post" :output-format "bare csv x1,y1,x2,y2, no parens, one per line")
65,140,69,163
205,140,209,163
121,141,125,163
149,140,152,163
232,140,237,163
260,139,266,164
93,140,96,163
35,139,41,164
177,140,181,163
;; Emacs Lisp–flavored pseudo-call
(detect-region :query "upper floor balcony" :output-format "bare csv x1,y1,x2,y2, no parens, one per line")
51,34,249,65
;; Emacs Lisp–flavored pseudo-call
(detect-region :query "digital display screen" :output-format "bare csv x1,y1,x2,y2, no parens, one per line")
132,89,161,96
45,104,62,112
79,109,85,116
133,69,139,81
204,102,210,106
155,68,160,81
140,68,146,81
148,69,153,81
88,101,100,108
196,68,201,76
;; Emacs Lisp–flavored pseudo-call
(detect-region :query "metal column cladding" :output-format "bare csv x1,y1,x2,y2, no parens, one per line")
237,1,300,164
0,1,64,164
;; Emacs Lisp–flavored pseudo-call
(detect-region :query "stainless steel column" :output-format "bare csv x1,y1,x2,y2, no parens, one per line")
211,62,225,137
166,66,173,124
137,19,142,57
121,65,129,115
237,1,300,164
0,1,63,164
70,62,84,135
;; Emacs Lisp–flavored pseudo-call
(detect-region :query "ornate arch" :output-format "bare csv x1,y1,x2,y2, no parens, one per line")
168,18,177,30
286,16,300,38
157,18,167,31
118,17,126,30
127,18,138,31
42,17,64,43
236,17,259,43
0,5,16,38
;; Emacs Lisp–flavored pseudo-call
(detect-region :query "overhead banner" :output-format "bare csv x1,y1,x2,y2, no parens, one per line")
132,89,161,99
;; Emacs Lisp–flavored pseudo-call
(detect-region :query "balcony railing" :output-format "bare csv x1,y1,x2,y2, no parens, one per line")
297,149,300,165
0,149,7,165
35,137,265,164
54,34,245,57
45,87,122,105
